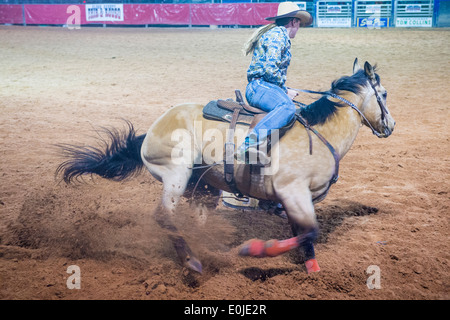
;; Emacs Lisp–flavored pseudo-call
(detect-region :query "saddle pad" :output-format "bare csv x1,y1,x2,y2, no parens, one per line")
203,100,304,127
202,100,254,126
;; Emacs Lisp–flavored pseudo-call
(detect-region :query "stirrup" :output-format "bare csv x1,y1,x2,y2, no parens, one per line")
246,147,270,166
236,139,270,165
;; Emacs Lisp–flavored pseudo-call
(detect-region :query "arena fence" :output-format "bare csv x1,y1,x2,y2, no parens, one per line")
354,0,392,28
394,0,434,27
0,1,447,27
435,0,450,26
0,3,279,26
316,0,353,27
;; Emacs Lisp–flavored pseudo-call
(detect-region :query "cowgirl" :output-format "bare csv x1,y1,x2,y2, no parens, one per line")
238,2,312,161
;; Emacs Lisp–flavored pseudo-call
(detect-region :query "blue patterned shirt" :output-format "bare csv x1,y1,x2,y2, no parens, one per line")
247,26,291,92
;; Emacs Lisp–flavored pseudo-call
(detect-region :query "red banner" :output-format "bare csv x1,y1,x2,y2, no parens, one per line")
191,4,238,25
249,3,279,25
146,4,191,25
24,4,73,25
0,5,23,24
0,3,278,26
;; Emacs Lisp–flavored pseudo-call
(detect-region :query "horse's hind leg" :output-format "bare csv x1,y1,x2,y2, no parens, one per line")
152,165,203,273
186,176,222,225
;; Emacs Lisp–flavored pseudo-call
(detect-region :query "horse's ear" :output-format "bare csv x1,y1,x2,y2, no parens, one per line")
364,61,376,81
353,58,361,74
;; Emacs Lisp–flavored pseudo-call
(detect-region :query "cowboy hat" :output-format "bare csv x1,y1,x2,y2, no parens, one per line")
266,2,313,27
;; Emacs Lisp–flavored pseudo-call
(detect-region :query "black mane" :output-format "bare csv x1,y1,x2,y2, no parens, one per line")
299,69,379,126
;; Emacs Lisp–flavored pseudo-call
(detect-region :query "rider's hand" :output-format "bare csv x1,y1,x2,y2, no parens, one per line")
287,88,299,100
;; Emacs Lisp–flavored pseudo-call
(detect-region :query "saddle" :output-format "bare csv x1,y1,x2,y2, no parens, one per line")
203,91,297,131
202,90,295,196
203,95,265,129
202,90,341,202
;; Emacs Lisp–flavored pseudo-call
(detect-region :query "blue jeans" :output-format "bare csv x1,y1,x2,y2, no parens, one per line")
245,79,296,141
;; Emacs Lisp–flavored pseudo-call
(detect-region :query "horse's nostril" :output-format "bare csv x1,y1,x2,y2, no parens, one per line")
383,127,392,137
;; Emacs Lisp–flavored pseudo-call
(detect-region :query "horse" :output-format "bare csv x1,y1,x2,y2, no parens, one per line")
56,59,395,274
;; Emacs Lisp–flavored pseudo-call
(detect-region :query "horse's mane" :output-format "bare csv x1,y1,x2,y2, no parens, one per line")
300,68,379,126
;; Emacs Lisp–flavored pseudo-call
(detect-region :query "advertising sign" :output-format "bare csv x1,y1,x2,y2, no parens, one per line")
365,5,381,14
357,17,389,28
396,17,432,27
317,17,351,27
86,4,124,22
405,4,422,13
294,2,307,10
327,5,342,13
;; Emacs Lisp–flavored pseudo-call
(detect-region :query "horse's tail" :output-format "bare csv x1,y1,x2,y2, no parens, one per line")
56,121,146,184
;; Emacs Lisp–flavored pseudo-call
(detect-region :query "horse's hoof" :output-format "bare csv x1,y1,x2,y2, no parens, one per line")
305,258,320,274
238,239,266,257
186,255,203,274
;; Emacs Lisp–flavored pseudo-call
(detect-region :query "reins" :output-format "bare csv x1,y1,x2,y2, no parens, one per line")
291,103,340,202
190,80,388,203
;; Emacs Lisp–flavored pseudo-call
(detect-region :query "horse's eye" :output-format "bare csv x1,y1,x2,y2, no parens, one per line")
383,92,387,99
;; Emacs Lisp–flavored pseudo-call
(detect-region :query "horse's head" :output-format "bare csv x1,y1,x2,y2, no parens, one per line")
353,58,396,138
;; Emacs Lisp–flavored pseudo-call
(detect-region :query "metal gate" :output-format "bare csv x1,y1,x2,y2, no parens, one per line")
354,0,392,28
316,0,353,27
394,0,434,27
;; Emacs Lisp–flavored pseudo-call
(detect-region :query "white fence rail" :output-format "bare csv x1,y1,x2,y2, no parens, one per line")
316,0,353,27
394,0,434,27
315,0,436,27
354,0,392,27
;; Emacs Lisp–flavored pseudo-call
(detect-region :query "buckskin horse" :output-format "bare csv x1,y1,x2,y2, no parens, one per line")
56,59,395,274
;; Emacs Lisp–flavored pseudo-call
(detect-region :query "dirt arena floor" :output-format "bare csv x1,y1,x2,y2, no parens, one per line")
0,25,449,301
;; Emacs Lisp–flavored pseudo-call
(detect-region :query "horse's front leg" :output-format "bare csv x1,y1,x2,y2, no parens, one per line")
239,228,320,274
239,184,320,274
291,223,320,274
278,186,320,273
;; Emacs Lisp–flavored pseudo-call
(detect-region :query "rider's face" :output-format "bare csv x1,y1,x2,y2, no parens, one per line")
288,18,301,39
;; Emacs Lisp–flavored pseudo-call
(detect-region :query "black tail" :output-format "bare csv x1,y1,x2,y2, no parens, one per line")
56,121,146,184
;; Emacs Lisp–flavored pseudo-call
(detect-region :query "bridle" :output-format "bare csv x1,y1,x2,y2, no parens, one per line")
290,77,390,138
369,80,390,127
288,77,390,202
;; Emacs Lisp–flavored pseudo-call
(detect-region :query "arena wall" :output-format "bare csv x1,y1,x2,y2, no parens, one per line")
0,1,447,27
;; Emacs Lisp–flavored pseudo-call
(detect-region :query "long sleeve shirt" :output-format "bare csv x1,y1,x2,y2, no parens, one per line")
246,26,292,93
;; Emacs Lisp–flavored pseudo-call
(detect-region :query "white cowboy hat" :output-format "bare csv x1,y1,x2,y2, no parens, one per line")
266,2,313,27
